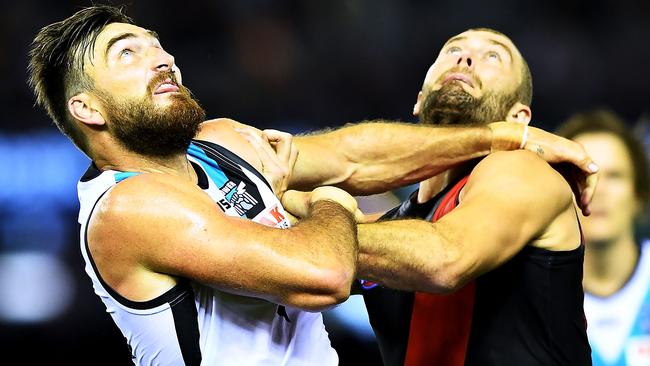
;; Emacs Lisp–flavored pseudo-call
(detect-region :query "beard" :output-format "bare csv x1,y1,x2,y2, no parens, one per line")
96,72,206,158
418,81,516,126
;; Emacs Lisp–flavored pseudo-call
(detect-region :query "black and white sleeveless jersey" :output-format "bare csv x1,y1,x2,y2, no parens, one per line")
77,140,337,366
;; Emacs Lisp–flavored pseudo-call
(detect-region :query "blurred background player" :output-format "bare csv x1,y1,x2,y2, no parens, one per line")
558,109,650,366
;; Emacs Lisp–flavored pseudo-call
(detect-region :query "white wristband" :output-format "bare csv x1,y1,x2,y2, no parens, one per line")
519,125,529,149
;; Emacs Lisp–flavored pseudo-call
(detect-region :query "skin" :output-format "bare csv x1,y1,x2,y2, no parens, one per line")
72,23,360,311
65,24,594,311
574,133,641,297
287,30,582,293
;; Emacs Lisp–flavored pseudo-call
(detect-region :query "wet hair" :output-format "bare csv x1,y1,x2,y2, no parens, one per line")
28,5,134,152
557,109,650,207
468,28,533,106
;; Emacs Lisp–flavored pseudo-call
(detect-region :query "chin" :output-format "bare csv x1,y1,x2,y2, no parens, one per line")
584,232,617,246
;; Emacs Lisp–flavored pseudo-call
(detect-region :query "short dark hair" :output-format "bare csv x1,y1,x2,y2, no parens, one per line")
468,28,533,106
557,109,650,207
28,5,134,152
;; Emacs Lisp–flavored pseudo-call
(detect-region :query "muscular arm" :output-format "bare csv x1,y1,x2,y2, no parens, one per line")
199,118,598,214
356,150,580,293
89,174,358,312
291,121,499,194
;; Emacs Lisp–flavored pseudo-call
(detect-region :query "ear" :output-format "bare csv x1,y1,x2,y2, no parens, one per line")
67,93,106,126
413,91,424,116
505,102,532,125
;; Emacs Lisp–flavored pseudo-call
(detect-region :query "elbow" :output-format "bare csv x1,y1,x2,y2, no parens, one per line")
285,265,354,312
421,249,471,294
311,265,355,308
430,268,468,293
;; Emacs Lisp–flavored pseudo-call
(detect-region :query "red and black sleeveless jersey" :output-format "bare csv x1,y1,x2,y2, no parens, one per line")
360,174,592,366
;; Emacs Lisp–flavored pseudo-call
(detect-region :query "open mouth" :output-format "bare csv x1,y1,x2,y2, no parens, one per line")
442,73,475,88
153,79,180,95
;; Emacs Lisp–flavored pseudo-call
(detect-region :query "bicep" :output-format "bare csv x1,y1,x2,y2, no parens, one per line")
95,178,328,305
437,153,572,278
433,191,540,279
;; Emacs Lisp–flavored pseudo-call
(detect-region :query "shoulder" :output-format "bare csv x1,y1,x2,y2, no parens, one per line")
91,174,211,234
197,118,244,140
466,150,573,206
195,118,262,170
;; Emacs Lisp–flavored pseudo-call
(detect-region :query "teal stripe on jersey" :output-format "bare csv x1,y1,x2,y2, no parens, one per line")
115,172,140,183
187,143,229,188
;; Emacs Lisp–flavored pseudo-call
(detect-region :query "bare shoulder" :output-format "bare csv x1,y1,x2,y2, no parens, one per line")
466,150,573,206
86,173,219,300
195,118,262,170
197,118,245,140
90,174,210,241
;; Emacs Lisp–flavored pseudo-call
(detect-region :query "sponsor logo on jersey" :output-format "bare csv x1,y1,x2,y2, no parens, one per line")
258,204,290,228
220,180,260,216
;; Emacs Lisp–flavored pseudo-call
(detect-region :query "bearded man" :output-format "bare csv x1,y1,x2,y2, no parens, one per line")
327,29,591,366
29,5,596,365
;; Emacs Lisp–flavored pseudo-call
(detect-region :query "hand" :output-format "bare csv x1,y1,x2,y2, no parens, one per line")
489,122,599,216
524,126,599,216
282,188,366,222
281,190,311,219
236,127,299,200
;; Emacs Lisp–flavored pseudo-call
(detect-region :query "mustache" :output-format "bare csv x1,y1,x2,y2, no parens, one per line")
435,67,482,89
146,71,180,95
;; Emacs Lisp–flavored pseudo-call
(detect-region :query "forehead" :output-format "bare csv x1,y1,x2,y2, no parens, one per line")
96,22,152,46
574,133,633,168
445,30,516,50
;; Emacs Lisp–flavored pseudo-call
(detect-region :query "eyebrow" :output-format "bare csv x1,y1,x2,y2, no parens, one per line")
444,35,514,61
104,30,160,60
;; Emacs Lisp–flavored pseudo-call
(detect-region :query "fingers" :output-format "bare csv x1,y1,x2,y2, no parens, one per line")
556,139,599,216
238,129,288,197
239,129,284,175
263,129,292,166
281,190,311,219
567,140,600,175
264,129,299,180
579,173,599,216
527,127,599,174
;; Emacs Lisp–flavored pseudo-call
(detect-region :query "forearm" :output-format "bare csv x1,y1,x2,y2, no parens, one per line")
357,219,464,293
274,200,358,309
293,120,523,195
294,200,358,274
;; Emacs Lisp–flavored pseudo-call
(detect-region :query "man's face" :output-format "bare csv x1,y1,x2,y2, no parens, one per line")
574,133,640,247
417,30,523,125
85,22,205,157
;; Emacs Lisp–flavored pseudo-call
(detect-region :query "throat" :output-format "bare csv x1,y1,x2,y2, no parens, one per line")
417,165,470,203
584,237,640,296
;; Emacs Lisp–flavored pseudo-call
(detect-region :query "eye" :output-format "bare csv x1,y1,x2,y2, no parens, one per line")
119,48,134,58
447,46,462,55
486,51,501,61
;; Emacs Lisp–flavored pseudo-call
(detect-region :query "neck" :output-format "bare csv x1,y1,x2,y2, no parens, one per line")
417,165,469,203
583,230,639,296
94,146,197,184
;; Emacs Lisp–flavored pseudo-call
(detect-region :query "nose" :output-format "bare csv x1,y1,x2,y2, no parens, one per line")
152,48,175,73
456,50,473,68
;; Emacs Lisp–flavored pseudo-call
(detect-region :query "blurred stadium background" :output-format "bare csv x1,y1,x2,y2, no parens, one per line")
1,0,649,364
